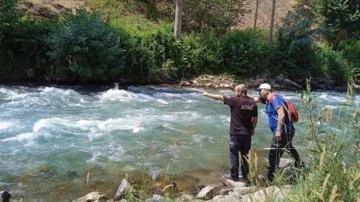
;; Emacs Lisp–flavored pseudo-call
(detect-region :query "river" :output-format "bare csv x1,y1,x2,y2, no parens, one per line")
0,84,358,200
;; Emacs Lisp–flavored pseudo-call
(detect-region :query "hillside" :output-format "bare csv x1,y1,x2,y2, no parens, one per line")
238,0,296,30
18,0,295,31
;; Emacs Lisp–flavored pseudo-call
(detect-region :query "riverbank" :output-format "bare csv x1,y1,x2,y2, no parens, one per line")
178,74,353,92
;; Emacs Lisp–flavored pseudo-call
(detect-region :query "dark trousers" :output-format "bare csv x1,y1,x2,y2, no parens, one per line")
267,131,302,180
229,134,251,180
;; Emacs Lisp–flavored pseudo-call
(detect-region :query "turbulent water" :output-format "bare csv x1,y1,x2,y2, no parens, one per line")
0,84,358,200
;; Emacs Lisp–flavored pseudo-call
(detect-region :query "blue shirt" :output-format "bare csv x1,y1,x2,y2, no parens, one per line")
266,94,294,134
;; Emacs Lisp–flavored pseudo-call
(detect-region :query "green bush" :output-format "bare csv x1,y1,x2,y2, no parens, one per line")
341,39,360,70
221,29,268,77
289,84,360,202
46,10,129,82
314,43,351,84
120,30,222,83
0,17,50,75
273,6,318,79
0,0,19,42
177,33,222,78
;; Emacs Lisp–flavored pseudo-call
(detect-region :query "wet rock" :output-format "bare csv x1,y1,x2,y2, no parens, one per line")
114,178,131,200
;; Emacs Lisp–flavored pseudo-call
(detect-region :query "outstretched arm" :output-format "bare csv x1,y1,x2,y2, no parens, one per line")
203,92,224,101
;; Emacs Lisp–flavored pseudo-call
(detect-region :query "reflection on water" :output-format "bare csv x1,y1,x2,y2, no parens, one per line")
0,84,358,200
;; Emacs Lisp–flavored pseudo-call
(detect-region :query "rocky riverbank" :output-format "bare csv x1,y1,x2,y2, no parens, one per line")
1,158,302,202
179,74,352,92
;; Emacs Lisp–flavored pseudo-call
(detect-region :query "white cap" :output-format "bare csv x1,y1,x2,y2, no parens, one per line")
256,83,271,91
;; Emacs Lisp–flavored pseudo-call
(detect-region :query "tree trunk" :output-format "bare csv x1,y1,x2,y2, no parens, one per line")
254,0,259,28
268,0,276,47
174,0,183,40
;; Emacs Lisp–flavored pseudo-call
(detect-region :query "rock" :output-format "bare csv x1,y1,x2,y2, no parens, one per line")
215,188,232,196
114,178,131,200
76,192,108,202
233,186,259,195
275,76,301,89
220,178,248,189
279,158,293,168
179,80,191,87
175,194,194,202
210,193,243,202
196,185,214,200
150,194,164,202
242,186,285,202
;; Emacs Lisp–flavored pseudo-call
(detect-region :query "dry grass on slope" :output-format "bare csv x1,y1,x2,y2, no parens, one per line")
235,0,296,30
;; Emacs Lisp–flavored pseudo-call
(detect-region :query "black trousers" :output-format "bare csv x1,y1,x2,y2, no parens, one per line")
267,131,302,180
229,134,251,180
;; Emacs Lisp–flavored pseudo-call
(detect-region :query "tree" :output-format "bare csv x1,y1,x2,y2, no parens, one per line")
315,0,360,45
254,0,259,28
174,0,183,40
46,10,129,82
0,0,18,42
268,0,276,47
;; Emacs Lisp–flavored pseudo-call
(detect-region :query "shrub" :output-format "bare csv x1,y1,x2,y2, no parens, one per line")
341,39,360,69
289,81,360,201
273,6,317,79
46,10,129,82
220,29,268,77
177,33,222,79
0,0,19,42
314,43,351,85
0,17,50,76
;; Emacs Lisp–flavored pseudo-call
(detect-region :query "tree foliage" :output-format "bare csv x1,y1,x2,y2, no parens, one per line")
315,0,360,45
46,10,129,81
0,0,19,42
274,5,318,78
221,29,268,76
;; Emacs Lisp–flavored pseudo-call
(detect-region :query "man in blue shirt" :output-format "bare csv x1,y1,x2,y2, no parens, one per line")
254,83,304,182
203,84,258,182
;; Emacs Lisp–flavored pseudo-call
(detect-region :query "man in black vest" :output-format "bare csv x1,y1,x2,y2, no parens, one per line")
203,84,258,182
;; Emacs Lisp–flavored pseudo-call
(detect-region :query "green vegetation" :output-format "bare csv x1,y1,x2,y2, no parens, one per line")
46,9,129,81
285,79,360,201
0,0,359,85
0,0,19,42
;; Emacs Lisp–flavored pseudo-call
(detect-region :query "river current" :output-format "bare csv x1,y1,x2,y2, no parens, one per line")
0,84,358,200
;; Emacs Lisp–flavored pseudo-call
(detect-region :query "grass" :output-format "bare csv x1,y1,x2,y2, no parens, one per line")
282,78,360,201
